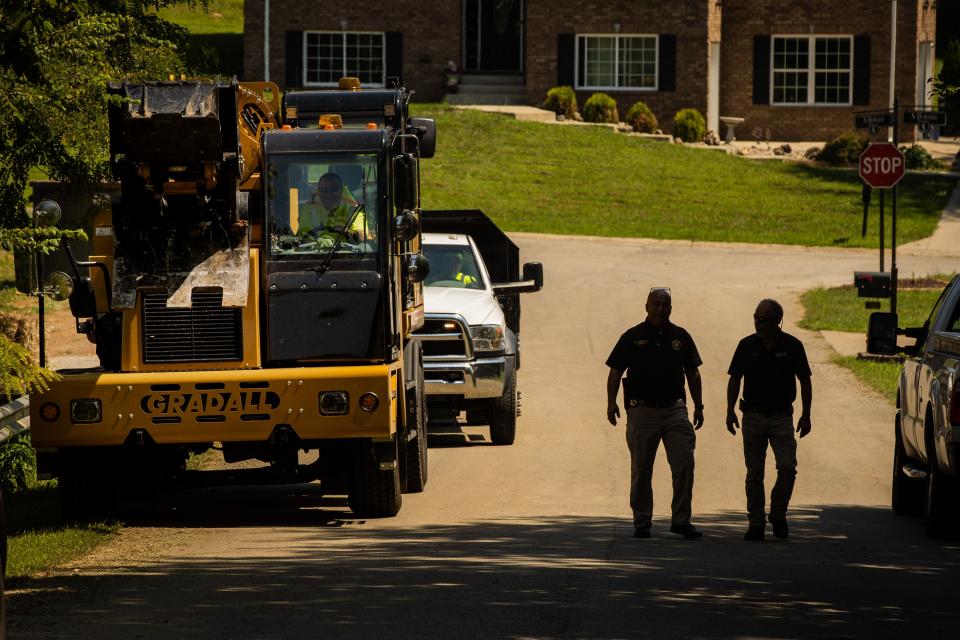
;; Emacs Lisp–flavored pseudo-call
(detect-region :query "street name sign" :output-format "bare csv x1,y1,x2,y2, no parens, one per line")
903,110,947,126
854,112,895,130
859,143,905,189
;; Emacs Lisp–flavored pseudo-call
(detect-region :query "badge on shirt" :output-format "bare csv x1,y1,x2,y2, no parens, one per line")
634,340,648,346
672,339,682,351
629,398,638,407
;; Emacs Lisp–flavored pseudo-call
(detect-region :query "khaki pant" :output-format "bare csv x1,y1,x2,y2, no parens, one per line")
625,404,696,529
742,410,797,526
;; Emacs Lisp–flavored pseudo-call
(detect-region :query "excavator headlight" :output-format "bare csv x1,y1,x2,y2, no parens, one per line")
70,398,102,424
319,391,349,416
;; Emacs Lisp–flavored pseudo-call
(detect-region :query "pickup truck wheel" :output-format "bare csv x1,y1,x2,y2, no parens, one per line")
348,438,402,518
404,344,429,493
489,369,518,446
924,461,958,539
892,412,924,516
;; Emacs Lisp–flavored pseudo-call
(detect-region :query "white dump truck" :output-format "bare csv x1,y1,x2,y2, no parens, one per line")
414,210,543,445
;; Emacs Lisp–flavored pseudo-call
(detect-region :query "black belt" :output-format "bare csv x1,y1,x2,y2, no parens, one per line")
636,398,683,409
740,400,791,415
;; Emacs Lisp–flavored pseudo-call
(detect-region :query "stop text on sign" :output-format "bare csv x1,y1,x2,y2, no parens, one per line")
861,156,903,174
858,142,906,189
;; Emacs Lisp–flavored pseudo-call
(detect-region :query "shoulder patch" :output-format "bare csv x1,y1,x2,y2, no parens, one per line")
672,339,682,351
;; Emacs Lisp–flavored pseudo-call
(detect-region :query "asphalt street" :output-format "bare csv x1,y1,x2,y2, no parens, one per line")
8,234,960,639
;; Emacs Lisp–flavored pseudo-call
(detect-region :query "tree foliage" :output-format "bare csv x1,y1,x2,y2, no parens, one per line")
0,0,203,228
933,39,960,137
0,3,200,417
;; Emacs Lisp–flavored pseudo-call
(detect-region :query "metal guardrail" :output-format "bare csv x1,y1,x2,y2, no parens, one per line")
0,397,29,447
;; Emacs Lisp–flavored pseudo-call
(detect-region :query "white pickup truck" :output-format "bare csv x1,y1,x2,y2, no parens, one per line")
867,274,960,537
414,210,542,445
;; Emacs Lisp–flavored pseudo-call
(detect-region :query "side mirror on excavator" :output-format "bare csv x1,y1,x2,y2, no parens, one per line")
14,199,64,294
393,153,419,212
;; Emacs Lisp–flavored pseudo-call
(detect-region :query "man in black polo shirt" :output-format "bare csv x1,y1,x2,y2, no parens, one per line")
606,288,705,540
726,298,812,541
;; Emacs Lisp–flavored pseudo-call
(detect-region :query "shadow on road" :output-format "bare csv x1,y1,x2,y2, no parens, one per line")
427,420,491,448
6,506,959,638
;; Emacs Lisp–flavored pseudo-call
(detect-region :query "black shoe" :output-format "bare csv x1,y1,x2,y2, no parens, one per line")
769,516,789,539
744,525,765,541
669,524,703,539
634,526,651,538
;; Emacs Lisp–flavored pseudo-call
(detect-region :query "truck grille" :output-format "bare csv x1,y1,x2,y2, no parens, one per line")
142,289,243,363
414,316,471,360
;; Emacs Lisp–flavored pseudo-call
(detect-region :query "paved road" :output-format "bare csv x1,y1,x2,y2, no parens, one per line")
9,235,960,639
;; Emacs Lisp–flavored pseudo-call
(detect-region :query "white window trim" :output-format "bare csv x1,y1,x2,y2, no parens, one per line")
302,30,387,88
574,33,659,92
770,34,853,107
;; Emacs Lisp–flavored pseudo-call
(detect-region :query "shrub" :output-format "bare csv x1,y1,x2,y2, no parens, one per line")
816,131,869,164
543,86,578,118
900,144,944,170
582,93,619,124
672,108,706,143
625,101,658,133
0,434,36,494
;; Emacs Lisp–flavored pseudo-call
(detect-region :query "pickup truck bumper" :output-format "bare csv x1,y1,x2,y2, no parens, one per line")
423,356,506,399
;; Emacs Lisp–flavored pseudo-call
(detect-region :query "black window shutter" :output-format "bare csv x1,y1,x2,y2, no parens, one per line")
753,35,771,105
385,32,403,85
853,35,871,105
577,37,586,87
285,31,303,89
557,33,575,86
659,34,676,91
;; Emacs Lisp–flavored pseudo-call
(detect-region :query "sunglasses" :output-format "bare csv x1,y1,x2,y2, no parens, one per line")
649,287,671,295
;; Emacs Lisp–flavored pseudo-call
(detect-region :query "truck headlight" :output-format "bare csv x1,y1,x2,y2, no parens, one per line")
470,325,505,354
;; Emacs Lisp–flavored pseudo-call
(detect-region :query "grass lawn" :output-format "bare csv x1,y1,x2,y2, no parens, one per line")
412,105,957,247
833,355,902,403
799,279,952,333
159,0,244,78
5,483,118,582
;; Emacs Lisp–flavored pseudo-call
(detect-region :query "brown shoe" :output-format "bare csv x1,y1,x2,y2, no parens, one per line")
768,516,789,539
669,524,703,539
744,525,765,541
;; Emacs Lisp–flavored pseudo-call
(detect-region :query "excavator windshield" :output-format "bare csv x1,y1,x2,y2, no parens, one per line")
265,153,379,260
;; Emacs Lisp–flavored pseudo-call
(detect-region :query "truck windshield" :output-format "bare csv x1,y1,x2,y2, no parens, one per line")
265,153,379,259
422,244,485,290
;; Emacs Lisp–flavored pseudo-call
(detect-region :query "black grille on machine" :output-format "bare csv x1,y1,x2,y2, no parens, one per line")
142,289,242,363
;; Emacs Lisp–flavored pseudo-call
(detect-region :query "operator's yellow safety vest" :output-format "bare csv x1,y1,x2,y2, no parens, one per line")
298,187,370,238
456,272,477,286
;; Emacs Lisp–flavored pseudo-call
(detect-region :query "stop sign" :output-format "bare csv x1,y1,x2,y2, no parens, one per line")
859,142,905,189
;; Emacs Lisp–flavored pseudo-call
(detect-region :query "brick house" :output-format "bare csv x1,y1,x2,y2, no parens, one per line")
243,1,938,141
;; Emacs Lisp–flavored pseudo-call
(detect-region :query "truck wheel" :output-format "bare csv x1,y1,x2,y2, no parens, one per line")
404,344,429,493
924,462,958,539
348,439,402,518
892,412,924,516
489,368,518,446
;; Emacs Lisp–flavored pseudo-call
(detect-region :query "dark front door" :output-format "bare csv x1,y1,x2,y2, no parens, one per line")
464,0,523,72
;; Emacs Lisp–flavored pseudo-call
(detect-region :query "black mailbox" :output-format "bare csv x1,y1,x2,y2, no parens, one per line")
854,271,892,298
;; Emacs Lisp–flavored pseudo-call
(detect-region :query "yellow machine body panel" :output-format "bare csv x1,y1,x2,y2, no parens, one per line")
30,363,399,447
117,250,262,373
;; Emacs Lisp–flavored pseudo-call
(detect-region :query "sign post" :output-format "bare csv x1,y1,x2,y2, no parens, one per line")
859,138,905,313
